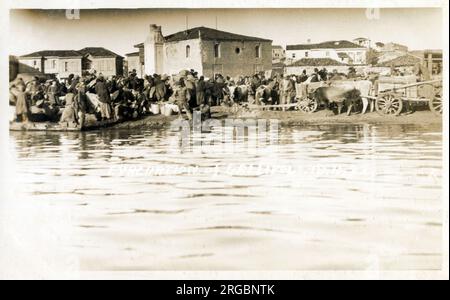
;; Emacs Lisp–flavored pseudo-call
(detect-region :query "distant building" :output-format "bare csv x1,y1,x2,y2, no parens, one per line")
19,50,84,79
78,47,124,77
410,49,443,75
125,52,143,77
353,37,371,48
286,40,368,65
272,45,285,61
380,42,408,53
376,42,410,65
377,53,421,68
133,24,273,78
18,47,124,79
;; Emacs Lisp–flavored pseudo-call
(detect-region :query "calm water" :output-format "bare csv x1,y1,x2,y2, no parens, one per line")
5,123,443,273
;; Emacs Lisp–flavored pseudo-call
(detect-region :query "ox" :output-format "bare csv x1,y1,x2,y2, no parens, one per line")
228,84,251,103
311,80,374,115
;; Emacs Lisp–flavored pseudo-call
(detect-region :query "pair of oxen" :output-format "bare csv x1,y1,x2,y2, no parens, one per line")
227,80,375,115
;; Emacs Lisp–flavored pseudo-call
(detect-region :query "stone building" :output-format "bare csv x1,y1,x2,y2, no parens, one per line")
133,24,273,78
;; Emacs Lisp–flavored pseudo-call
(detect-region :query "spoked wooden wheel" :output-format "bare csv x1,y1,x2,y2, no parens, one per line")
298,97,318,113
375,93,403,116
429,88,443,116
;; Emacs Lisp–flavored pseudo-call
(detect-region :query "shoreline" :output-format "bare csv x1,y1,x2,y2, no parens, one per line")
9,108,442,132
113,109,442,130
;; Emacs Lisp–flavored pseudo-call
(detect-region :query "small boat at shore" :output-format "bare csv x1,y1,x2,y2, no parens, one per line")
9,117,123,132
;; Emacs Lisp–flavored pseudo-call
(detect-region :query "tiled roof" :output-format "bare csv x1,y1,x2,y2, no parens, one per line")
126,51,140,57
20,50,83,58
287,58,345,67
378,54,421,67
78,47,123,58
165,26,272,42
286,40,363,51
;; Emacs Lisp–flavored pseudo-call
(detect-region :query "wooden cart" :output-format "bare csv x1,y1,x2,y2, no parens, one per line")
373,77,442,116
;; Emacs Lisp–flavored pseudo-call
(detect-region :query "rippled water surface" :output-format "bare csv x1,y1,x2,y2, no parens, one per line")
6,123,443,272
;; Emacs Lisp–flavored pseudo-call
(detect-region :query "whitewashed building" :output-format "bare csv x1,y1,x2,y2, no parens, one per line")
286,40,368,65
272,45,285,61
19,47,124,79
19,50,84,79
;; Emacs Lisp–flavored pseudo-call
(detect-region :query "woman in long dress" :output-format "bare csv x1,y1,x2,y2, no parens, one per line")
10,85,29,122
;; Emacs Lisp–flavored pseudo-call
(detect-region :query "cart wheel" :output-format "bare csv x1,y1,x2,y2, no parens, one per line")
375,94,403,116
298,97,318,113
429,95,442,116
429,88,443,116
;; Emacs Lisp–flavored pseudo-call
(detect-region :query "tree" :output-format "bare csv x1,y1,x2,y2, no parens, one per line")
366,48,381,66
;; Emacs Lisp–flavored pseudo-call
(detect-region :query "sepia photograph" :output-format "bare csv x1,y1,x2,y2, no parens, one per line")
0,0,448,281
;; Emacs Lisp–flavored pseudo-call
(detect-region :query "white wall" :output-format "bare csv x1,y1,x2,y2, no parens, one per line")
91,57,117,77
163,39,203,76
44,57,59,74
127,56,142,77
58,58,82,79
286,48,367,65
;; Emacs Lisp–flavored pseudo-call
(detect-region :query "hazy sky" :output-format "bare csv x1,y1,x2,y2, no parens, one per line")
9,8,443,57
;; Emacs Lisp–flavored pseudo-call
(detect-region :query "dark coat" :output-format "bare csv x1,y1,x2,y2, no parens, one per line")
95,80,111,103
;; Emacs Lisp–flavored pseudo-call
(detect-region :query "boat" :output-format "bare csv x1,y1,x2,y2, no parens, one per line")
9,117,123,132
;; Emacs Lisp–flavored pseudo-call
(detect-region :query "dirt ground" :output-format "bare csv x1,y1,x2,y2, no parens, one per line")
228,109,443,126
112,107,442,130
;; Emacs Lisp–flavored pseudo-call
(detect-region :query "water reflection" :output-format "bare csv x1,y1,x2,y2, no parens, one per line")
8,123,443,271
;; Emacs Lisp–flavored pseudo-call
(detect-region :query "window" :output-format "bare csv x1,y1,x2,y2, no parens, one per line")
64,62,69,72
186,45,190,58
235,47,241,55
325,51,330,57
52,60,57,69
305,51,309,57
292,53,296,58
214,43,220,58
107,60,113,71
33,60,37,66
255,45,261,58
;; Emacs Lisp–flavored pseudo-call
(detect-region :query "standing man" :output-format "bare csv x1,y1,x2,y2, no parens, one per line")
75,79,89,126
185,74,197,108
47,81,59,106
195,76,206,107
173,79,192,120
280,75,294,111
95,74,112,120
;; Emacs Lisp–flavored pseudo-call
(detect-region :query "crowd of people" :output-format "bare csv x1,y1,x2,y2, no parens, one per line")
9,66,379,125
